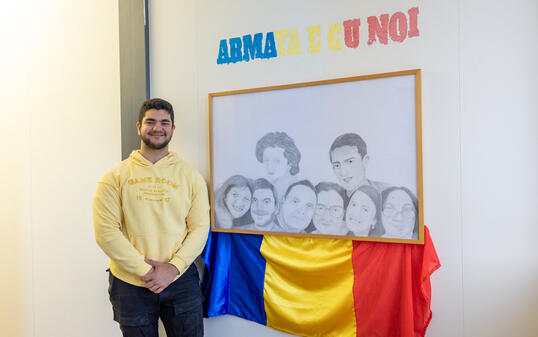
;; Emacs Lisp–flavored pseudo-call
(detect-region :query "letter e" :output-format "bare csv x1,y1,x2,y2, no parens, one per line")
307,25,321,53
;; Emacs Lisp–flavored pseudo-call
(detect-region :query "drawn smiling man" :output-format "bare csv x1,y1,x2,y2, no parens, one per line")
248,178,279,231
275,180,317,233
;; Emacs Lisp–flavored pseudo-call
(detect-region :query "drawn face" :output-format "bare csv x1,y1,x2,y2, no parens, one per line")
345,190,377,235
250,188,277,228
313,190,345,234
280,185,316,231
137,109,175,150
381,190,416,238
224,186,251,219
330,145,368,193
262,147,291,182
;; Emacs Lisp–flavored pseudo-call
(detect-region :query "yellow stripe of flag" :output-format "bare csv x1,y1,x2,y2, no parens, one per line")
261,236,356,337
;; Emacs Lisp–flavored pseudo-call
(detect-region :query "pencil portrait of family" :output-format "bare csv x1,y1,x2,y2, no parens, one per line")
209,69,424,244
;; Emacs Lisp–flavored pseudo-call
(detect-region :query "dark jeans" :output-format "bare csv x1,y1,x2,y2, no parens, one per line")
108,264,204,337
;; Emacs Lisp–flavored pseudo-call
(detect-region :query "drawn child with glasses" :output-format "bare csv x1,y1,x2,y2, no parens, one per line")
380,186,418,239
345,185,384,237
312,182,348,235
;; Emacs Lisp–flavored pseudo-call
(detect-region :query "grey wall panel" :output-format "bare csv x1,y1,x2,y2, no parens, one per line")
119,0,147,159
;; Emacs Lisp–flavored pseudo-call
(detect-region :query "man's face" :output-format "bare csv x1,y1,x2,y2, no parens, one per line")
262,147,291,182
280,185,316,231
137,109,175,150
250,188,277,228
331,145,368,193
313,190,345,234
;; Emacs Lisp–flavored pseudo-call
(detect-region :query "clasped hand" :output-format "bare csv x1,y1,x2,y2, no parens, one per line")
140,258,179,294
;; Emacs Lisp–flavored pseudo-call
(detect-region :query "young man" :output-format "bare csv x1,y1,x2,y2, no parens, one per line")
329,133,389,197
93,98,209,337
248,178,279,231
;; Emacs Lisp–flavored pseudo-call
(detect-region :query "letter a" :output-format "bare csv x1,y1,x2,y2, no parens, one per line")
216,39,230,64
263,32,277,59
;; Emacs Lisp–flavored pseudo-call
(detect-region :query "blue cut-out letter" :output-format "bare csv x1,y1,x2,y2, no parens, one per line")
217,39,230,64
229,37,243,63
262,32,277,59
243,33,263,62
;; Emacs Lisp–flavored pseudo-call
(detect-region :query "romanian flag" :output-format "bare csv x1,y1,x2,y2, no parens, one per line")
201,227,440,337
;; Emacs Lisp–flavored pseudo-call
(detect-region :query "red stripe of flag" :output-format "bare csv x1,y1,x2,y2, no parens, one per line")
352,226,440,337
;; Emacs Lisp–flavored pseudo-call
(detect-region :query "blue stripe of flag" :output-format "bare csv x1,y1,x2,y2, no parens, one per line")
201,230,267,325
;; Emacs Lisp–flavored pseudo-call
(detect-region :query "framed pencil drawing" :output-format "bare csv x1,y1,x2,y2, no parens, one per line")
209,69,424,244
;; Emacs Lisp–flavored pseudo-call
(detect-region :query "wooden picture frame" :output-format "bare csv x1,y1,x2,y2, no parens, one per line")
209,69,424,244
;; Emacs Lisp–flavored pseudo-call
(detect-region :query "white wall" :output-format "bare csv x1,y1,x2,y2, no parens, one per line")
460,1,538,336
150,1,538,337
1,1,122,336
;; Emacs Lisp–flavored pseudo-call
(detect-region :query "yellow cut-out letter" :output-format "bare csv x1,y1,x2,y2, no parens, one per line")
328,23,343,51
287,29,302,55
274,29,289,56
306,25,321,53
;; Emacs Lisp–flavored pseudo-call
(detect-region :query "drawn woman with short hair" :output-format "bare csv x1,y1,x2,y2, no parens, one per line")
255,131,301,201
214,175,253,229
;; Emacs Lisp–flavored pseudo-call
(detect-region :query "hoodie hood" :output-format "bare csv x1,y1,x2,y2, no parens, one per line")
129,150,181,168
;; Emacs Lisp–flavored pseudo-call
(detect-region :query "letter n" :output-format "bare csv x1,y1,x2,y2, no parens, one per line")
367,14,389,45
243,33,263,62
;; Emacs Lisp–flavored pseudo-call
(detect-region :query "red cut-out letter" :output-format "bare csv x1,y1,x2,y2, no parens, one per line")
408,7,420,38
367,14,389,45
389,11,407,42
343,19,360,48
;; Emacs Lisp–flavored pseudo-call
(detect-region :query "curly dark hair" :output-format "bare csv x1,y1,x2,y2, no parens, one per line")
255,132,301,176
138,98,174,125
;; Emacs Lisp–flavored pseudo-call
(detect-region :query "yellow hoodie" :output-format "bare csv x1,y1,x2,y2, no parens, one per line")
93,150,210,286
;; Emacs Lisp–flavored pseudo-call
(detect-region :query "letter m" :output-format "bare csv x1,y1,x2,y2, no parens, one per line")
243,33,263,62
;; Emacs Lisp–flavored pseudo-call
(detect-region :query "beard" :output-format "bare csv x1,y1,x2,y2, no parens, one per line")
140,133,171,150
